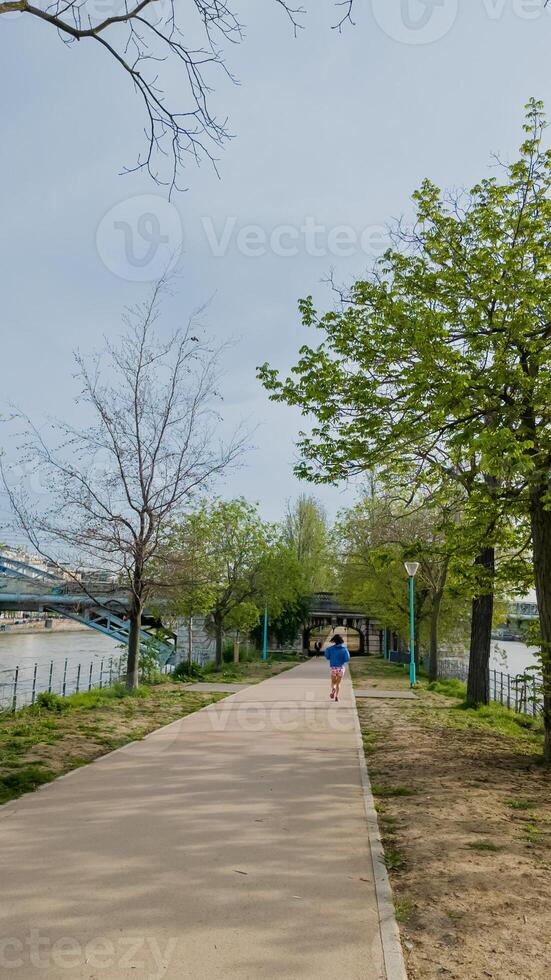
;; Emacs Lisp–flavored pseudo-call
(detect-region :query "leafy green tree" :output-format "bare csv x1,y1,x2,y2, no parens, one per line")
169,499,303,669
260,592,313,649
283,494,331,591
157,520,217,667
225,602,260,663
259,100,551,757
336,494,469,680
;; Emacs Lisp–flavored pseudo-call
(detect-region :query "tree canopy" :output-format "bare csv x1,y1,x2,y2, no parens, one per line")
259,99,551,757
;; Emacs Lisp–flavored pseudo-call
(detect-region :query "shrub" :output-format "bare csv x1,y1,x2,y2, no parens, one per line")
35,692,69,714
173,661,205,681
427,678,467,699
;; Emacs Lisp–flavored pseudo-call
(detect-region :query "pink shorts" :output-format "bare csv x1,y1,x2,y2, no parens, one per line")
330,667,345,680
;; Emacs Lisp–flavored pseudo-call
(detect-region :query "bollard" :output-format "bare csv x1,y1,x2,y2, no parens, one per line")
11,665,19,713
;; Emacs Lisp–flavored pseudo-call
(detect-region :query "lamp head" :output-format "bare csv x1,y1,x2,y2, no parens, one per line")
404,561,420,578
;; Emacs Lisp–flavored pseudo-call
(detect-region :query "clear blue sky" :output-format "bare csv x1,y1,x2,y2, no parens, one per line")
1,1,551,540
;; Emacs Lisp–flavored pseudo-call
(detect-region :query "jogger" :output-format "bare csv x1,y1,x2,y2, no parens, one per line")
325,634,351,702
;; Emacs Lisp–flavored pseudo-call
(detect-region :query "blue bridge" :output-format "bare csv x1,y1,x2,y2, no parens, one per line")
0,555,177,665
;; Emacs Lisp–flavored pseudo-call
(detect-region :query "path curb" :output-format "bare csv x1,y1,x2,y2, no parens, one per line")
352,694,409,980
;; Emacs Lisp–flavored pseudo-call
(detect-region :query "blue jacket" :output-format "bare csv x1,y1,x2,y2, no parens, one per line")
325,644,350,669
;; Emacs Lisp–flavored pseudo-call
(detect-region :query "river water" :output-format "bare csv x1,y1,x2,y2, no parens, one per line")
0,629,542,710
490,640,541,677
0,630,122,709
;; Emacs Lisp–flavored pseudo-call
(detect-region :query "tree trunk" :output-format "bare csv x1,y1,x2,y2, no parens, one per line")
215,615,224,670
187,617,193,668
127,600,142,690
233,635,240,664
529,492,551,763
467,547,495,707
127,565,144,690
428,590,443,683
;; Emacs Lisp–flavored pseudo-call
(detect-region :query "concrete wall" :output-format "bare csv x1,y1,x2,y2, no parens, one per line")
176,617,216,666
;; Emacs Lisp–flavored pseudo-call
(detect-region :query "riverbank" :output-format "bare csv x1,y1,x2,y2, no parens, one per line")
351,657,551,980
0,618,88,636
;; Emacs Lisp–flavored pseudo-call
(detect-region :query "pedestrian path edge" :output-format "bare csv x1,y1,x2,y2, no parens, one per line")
352,697,409,980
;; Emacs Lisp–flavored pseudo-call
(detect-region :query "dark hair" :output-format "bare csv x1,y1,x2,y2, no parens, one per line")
332,634,344,646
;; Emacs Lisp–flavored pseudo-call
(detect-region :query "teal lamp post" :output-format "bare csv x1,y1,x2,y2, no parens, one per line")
404,562,420,687
262,605,268,661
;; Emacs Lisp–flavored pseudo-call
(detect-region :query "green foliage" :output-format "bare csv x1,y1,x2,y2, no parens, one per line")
172,660,205,681
382,846,406,870
371,785,416,798
394,899,414,923
164,498,307,665
0,765,56,804
283,494,331,591
35,692,69,714
257,592,312,647
259,100,551,748
335,493,470,659
427,679,468,699
504,799,535,811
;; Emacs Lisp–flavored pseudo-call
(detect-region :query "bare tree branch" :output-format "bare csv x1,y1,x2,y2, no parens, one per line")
1,274,249,685
0,1,356,193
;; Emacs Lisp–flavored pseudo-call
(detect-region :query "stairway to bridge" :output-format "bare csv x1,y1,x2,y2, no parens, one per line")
0,554,176,665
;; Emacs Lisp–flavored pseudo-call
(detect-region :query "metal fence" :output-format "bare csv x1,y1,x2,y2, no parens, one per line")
437,658,543,717
0,656,175,712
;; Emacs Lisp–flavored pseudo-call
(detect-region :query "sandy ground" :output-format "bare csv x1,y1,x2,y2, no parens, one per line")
354,664,551,980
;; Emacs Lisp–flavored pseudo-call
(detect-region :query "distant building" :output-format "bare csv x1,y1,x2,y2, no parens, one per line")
494,590,538,640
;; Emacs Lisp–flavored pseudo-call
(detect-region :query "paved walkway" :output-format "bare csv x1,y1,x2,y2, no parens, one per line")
0,660,398,979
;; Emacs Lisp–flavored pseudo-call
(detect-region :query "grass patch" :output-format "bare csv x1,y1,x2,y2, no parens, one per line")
0,765,56,804
394,898,413,923
372,784,416,798
427,678,467,699
466,841,502,852
0,683,227,805
383,845,406,870
505,798,536,811
514,824,546,846
178,654,300,686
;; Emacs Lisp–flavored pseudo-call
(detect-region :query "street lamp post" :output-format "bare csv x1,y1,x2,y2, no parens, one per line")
262,605,268,661
404,562,420,687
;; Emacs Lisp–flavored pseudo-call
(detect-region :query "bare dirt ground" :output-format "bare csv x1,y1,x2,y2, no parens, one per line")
351,658,551,980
